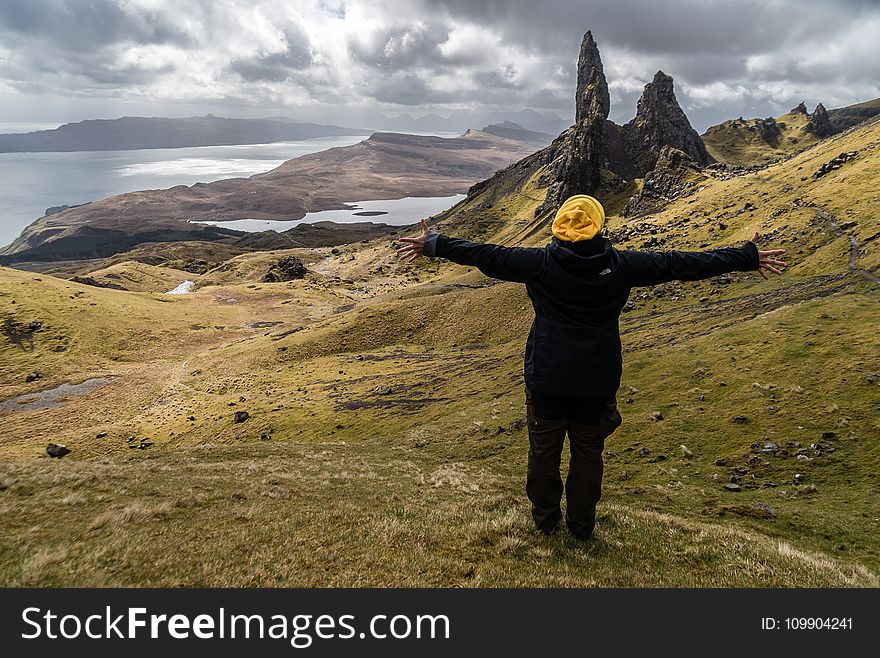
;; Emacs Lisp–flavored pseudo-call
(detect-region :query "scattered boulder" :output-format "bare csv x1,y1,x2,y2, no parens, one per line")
95,431,108,439
262,256,308,282
650,411,664,421
723,483,741,492
25,371,42,382
233,411,250,423
680,444,693,459
637,447,651,457
259,433,272,441
731,415,749,424
813,151,857,179
46,443,70,458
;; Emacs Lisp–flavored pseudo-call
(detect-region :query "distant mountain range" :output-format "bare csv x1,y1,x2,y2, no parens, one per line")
0,115,373,153
479,121,555,145
371,109,571,136
0,109,570,154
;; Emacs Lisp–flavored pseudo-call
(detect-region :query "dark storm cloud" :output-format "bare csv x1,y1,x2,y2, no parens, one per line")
0,0,877,131
367,72,457,105
419,0,851,56
0,0,191,51
398,0,880,127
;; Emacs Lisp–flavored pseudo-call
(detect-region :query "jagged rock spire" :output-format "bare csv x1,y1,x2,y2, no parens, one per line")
621,70,712,176
805,102,834,137
791,102,808,115
538,31,610,214
575,31,610,125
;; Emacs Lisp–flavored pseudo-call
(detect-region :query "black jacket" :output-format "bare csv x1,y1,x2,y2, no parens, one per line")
424,231,760,399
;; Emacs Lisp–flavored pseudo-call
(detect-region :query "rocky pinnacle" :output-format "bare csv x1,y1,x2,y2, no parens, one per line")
621,70,713,176
539,31,610,213
805,102,834,137
575,30,610,125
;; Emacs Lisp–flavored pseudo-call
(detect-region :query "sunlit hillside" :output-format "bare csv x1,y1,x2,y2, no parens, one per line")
1,115,878,587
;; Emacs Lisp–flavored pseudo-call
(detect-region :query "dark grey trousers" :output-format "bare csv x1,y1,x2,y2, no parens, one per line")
525,388,622,538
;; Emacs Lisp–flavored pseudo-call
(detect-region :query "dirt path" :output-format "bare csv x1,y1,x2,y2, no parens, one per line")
811,205,880,284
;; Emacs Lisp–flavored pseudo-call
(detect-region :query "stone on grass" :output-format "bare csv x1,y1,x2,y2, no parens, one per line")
46,443,70,458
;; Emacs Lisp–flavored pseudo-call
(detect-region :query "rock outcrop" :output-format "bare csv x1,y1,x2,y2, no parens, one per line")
620,71,713,176
753,117,783,146
622,146,706,217
537,31,610,215
69,275,126,290
262,256,308,282
805,102,834,137
813,151,857,179
472,31,716,219
790,102,808,115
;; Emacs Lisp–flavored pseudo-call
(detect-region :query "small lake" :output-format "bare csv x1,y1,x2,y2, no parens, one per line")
190,194,467,232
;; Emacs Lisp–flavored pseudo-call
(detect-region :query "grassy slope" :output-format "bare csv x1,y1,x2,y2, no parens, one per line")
702,110,818,166
0,118,878,587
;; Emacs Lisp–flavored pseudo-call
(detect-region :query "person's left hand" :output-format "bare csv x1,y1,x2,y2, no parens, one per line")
396,219,430,262
751,232,788,280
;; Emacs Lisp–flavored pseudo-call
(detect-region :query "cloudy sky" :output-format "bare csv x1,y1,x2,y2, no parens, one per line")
0,0,878,132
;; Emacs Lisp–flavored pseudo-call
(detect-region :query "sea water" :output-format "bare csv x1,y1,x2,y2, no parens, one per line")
0,135,370,247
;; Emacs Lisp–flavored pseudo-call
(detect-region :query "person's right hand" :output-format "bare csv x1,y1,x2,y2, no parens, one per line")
751,232,788,280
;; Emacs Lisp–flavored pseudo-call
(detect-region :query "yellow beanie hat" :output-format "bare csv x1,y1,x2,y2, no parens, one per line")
551,195,605,242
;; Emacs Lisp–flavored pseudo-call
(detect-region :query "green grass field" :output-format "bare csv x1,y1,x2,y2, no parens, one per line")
1,115,878,587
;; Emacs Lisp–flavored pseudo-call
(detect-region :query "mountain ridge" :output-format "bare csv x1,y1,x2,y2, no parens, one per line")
0,115,372,153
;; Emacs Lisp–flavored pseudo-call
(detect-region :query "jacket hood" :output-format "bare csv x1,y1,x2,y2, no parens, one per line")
548,236,615,275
